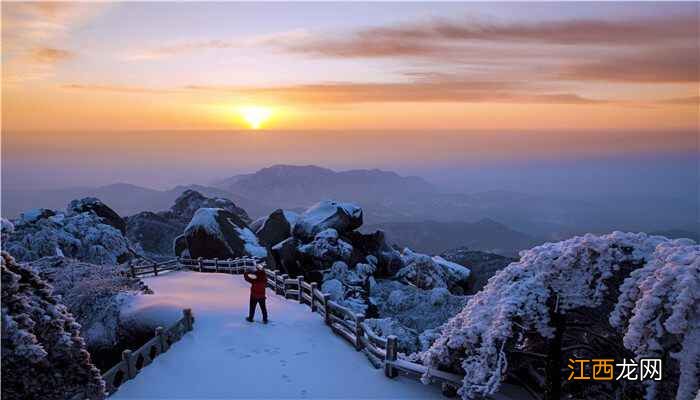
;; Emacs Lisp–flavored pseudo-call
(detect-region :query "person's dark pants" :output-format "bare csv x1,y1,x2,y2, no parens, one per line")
249,296,268,322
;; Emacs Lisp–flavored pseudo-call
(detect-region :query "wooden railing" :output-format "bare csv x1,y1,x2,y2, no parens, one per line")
174,257,463,394
70,309,194,399
127,258,180,278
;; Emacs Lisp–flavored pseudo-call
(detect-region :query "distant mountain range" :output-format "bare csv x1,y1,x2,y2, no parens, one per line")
4,164,697,251
2,183,274,219
213,164,435,209
363,219,541,256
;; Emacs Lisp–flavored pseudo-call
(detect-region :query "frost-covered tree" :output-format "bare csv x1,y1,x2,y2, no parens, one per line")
610,241,699,400
1,252,105,400
421,232,683,400
29,256,152,352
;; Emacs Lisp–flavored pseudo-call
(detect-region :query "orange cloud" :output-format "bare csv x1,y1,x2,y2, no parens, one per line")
29,47,75,64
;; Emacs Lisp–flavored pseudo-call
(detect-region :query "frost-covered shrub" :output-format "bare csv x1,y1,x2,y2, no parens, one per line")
29,256,150,350
364,317,420,353
610,240,699,400
397,249,471,294
422,232,677,400
1,252,106,400
372,280,469,333
2,207,131,265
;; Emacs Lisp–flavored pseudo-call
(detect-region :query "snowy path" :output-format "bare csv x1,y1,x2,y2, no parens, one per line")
113,271,442,399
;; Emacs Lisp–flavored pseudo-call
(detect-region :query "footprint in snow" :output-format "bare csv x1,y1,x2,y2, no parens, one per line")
300,389,308,398
281,374,292,383
294,351,308,356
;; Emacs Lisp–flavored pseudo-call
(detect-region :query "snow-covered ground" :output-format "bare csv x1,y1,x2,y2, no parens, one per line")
115,271,453,399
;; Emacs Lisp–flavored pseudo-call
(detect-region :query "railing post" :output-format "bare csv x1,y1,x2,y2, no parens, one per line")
227,258,232,274
122,349,135,379
153,262,158,276
298,276,304,303
129,259,135,278
323,294,331,326
183,308,193,331
355,314,365,351
384,335,398,378
310,283,318,312
176,256,181,270
214,257,219,273
155,326,166,353
197,257,203,272
281,274,289,296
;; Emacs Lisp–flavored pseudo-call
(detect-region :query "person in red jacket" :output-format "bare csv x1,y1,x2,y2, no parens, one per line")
244,264,268,323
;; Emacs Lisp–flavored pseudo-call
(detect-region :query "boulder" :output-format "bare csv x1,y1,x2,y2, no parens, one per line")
181,208,265,259
298,229,353,269
292,200,362,241
127,212,182,257
270,237,303,276
68,197,127,234
127,189,252,257
395,249,471,295
173,234,188,257
169,189,251,224
440,247,517,293
253,209,299,247
345,230,403,276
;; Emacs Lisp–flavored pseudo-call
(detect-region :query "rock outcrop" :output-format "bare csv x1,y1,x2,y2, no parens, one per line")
126,189,251,257
1,252,106,400
68,197,127,234
292,200,363,241
252,209,299,247
396,249,471,295
440,247,517,293
176,208,266,259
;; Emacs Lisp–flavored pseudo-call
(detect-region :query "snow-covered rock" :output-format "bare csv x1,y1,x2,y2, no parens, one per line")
178,208,265,259
127,189,251,257
68,197,127,234
253,209,299,247
1,252,106,400
421,232,686,400
345,230,403,277
2,202,132,265
440,247,517,293
292,200,362,241
298,228,353,268
396,249,471,294
610,240,699,400
270,237,303,276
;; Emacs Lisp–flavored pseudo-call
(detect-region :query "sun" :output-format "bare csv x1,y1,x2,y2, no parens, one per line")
238,106,273,130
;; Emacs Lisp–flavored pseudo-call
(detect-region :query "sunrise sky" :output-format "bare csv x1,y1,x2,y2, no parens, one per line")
1,2,698,190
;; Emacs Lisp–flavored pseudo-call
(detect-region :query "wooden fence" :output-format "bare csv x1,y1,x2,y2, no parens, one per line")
70,309,194,399
174,256,463,395
126,258,180,278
